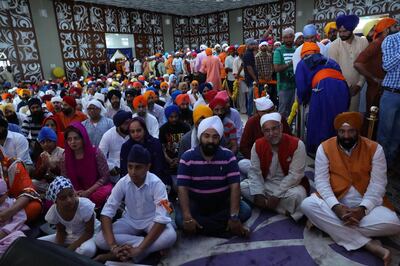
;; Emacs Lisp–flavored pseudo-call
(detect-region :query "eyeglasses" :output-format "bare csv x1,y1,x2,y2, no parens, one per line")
262,124,281,134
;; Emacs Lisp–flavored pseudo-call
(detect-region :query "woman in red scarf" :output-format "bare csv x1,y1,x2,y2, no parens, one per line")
60,122,112,207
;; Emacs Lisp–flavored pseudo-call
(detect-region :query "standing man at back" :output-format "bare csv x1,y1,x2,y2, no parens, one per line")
329,14,368,112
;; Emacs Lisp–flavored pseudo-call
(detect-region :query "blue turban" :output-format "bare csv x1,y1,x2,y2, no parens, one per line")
38,127,57,142
3,82,11,88
171,90,182,101
113,110,132,127
165,105,180,119
303,24,317,37
336,15,359,32
146,86,158,94
101,87,108,93
153,80,161,87
46,176,74,202
128,144,151,164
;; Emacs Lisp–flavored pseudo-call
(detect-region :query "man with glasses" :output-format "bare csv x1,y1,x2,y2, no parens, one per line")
241,112,307,221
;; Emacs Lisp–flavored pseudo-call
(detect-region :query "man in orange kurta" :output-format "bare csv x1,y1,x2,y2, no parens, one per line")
200,48,223,90
56,96,87,131
301,112,400,265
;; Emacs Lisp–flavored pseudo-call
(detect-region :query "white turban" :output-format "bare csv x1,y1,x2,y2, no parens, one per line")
260,112,282,127
258,41,268,48
93,92,105,103
87,99,106,115
200,44,207,51
197,115,224,140
50,96,62,103
214,44,221,49
45,90,55,96
254,97,274,111
282,27,295,37
294,32,303,42
222,43,229,50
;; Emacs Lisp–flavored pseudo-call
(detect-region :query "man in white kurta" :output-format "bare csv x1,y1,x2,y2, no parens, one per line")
241,112,307,221
301,112,400,265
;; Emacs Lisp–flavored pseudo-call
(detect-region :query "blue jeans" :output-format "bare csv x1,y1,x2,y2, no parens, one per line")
377,90,400,167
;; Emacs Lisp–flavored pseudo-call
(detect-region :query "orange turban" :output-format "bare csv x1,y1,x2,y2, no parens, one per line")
175,94,190,106
133,95,147,109
46,101,55,113
193,104,213,125
374,18,398,40
205,48,213,56
1,93,12,100
301,42,320,58
143,90,156,100
334,112,363,131
237,45,246,55
17,89,31,97
160,81,169,88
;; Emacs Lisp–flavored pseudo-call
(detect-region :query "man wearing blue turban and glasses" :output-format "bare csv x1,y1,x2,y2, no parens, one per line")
329,14,369,112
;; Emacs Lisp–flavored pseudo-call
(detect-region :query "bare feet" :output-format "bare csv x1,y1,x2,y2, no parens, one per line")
364,240,391,266
93,252,118,263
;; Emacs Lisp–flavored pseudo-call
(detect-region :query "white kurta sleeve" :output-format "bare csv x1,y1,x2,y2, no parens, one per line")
101,178,126,219
247,144,267,196
315,144,340,209
360,145,387,213
152,181,172,224
98,131,113,170
277,140,306,196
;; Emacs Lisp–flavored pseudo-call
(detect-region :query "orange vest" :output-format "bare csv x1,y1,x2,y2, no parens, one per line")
322,137,393,209
255,134,299,178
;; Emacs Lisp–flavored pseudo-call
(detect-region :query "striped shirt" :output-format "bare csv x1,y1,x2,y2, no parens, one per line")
382,32,400,90
21,112,50,140
177,146,240,211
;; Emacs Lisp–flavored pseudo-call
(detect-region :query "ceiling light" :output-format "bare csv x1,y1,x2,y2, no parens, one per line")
165,18,171,25
136,18,141,25
236,16,242,22
40,9,48,18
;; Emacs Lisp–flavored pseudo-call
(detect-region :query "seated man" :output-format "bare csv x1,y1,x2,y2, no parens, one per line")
95,145,176,263
177,116,251,237
241,112,306,221
301,112,400,265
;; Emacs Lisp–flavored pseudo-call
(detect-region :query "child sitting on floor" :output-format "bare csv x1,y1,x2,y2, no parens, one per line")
0,179,29,255
39,176,99,258
94,144,176,263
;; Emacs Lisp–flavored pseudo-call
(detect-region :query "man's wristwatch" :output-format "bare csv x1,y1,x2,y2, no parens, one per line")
230,213,240,221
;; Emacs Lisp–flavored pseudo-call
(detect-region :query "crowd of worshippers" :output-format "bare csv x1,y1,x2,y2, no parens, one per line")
0,13,398,265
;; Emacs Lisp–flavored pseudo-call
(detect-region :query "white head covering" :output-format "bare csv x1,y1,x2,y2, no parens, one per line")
200,44,207,51
45,90,55,96
214,44,221,49
274,41,281,46
258,41,268,48
93,92,105,103
222,43,229,49
294,32,303,42
50,96,62,103
260,112,282,127
87,99,106,114
254,97,274,111
197,115,224,140
282,27,295,37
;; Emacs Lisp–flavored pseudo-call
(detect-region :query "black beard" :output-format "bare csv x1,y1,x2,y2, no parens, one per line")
340,34,352,41
119,126,129,135
111,102,120,109
6,113,19,125
31,111,44,124
62,108,73,116
147,102,154,109
200,142,219,156
337,136,358,151
0,130,7,140
366,36,373,42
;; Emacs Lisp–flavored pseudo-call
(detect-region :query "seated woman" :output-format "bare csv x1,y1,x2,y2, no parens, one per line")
42,115,65,148
60,122,112,207
120,117,170,185
0,147,42,223
0,179,29,255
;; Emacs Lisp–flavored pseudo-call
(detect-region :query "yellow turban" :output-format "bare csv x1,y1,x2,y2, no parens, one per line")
193,104,213,125
334,112,363,131
324,22,337,37
0,103,15,114
362,19,379,37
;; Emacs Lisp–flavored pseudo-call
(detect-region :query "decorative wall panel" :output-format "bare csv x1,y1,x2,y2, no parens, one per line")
0,0,43,82
242,0,296,42
54,1,164,80
313,0,400,37
173,11,230,51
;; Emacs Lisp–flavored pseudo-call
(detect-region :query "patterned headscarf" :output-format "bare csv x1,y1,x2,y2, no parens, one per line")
46,176,74,202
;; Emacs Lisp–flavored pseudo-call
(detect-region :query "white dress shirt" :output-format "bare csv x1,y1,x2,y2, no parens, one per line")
148,103,165,126
101,172,171,229
315,143,387,214
2,131,32,165
98,126,129,170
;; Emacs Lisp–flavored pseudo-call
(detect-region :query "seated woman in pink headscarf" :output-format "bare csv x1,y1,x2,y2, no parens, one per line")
60,122,112,207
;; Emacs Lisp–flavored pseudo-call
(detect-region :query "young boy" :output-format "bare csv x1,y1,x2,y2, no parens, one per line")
95,144,176,262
